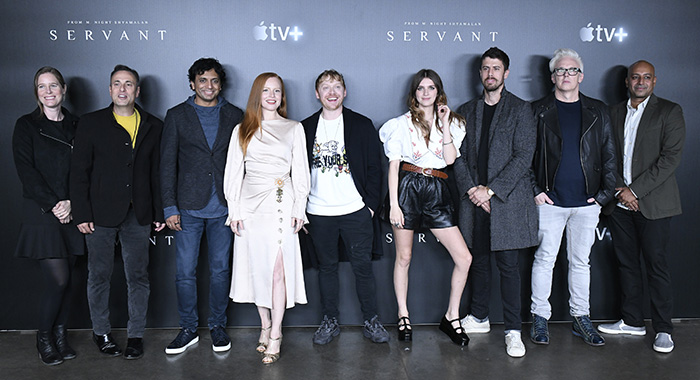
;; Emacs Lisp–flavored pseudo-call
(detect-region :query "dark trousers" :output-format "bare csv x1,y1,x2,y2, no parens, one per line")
469,208,522,331
86,208,151,337
307,207,378,322
608,207,674,334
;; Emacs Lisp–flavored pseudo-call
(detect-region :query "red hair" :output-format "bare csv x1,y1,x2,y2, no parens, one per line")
238,72,287,156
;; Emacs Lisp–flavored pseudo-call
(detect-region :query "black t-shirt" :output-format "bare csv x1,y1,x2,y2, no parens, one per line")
477,102,497,185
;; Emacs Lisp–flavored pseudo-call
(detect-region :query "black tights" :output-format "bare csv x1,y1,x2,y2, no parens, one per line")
38,257,75,332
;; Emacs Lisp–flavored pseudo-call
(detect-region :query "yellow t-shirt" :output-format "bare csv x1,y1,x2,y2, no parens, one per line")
113,109,141,148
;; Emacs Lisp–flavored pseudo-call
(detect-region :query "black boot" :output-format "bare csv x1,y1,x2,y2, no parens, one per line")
53,325,76,360
37,331,63,366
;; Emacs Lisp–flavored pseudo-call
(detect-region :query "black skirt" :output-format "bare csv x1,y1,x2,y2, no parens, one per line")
14,199,85,259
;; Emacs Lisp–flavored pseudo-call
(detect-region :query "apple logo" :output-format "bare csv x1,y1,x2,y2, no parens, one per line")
580,23,594,42
254,21,268,41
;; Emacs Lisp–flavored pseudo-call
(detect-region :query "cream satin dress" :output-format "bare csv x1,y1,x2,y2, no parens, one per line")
224,119,310,309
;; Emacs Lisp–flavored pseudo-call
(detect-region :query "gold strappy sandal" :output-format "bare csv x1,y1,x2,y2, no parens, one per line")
262,336,282,364
256,327,271,353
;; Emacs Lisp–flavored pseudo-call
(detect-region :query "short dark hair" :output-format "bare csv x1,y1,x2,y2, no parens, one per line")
110,64,140,85
188,58,226,88
314,69,345,91
481,47,510,71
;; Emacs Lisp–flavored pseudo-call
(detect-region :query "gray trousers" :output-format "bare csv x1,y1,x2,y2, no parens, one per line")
86,208,151,338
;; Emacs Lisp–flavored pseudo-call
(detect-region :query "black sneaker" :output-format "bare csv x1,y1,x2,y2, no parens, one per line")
572,315,605,346
165,328,199,355
313,315,339,345
363,316,390,343
210,326,231,352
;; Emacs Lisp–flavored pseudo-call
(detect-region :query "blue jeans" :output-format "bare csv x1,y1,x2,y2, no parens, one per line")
176,214,232,330
531,203,601,319
86,208,151,338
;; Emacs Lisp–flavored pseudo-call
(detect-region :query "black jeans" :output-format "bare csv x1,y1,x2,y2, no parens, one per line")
607,207,674,334
469,208,522,331
307,207,378,322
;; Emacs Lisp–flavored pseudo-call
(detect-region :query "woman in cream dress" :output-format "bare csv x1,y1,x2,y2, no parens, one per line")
224,72,309,364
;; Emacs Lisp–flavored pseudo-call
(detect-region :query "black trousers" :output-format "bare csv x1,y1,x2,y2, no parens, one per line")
469,208,522,331
607,207,674,334
307,207,378,322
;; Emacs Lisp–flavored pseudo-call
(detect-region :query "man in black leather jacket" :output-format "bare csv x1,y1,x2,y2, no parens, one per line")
529,48,616,348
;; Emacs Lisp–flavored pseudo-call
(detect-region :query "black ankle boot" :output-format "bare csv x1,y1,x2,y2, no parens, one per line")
37,331,63,366
53,325,77,360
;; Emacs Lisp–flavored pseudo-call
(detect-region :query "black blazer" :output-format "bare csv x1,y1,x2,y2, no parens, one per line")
13,107,78,213
70,105,164,227
301,107,385,260
603,94,685,219
160,100,243,213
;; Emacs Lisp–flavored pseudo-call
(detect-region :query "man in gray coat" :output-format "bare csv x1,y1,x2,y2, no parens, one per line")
160,58,243,355
454,47,538,358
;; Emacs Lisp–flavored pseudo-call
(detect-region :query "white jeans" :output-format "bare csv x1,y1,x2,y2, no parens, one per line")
530,203,601,319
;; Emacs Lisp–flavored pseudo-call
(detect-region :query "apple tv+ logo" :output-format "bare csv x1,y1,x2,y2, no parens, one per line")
254,21,303,42
580,22,627,43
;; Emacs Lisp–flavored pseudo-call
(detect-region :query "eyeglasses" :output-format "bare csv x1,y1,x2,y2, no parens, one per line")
553,67,582,76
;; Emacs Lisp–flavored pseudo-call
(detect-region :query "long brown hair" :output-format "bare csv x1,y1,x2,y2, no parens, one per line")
238,72,287,156
407,69,464,145
33,66,66,117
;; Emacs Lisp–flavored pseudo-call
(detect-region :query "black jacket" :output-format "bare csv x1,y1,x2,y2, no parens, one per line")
160,100,243,214
70,105,164,227
300,107,385,261
302,107,383,212
13,108,78,213
531,93,617,206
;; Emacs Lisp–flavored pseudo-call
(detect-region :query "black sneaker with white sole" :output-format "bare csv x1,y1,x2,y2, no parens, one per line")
165,328,199,355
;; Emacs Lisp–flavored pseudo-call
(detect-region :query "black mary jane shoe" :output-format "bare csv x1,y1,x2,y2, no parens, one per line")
397,316,412,341
439,316,469,346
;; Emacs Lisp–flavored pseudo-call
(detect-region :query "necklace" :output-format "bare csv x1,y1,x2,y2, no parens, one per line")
321,116,341,143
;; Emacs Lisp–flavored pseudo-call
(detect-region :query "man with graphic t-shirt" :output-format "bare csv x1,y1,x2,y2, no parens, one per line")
530,48,616,348
301,70,389,345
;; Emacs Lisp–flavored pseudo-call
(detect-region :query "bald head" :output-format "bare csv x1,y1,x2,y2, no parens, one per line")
626,60,656,107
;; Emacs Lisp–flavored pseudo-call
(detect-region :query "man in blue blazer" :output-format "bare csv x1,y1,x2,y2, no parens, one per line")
160,58,243,355
301,70,389,345
599,60,685,353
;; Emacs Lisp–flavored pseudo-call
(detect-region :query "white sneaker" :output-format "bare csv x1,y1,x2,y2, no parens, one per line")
460,314,490,333
597,320,646,336
653,333,674,353
505,331,526,358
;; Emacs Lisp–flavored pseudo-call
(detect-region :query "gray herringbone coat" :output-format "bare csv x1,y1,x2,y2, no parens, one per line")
454,89,538,251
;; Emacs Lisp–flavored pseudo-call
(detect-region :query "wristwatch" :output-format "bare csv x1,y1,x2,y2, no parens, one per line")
486,187,495,197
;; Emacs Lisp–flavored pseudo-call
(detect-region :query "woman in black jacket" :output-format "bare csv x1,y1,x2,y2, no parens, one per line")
12,67,84,365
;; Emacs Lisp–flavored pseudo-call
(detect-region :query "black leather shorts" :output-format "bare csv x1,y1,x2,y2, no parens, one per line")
397,169,457,230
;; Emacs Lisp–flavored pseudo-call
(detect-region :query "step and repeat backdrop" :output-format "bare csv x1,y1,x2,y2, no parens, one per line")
1,0,698,329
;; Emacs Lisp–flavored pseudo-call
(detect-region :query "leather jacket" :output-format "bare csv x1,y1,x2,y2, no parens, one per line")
531,93,617,206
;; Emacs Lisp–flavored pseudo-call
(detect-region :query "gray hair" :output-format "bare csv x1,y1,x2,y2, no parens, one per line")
549,48,583,73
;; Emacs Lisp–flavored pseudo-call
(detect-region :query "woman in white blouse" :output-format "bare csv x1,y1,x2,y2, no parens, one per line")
379,69,472,345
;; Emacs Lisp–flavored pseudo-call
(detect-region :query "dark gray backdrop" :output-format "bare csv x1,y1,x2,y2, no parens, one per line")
1,0,698,329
